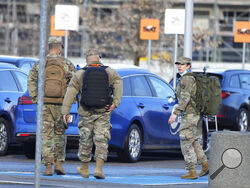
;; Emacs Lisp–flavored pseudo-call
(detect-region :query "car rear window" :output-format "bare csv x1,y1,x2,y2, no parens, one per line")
230,75,240,88
13,71,28,92
0,71,18,91
122,77,131,96
131,75,152,97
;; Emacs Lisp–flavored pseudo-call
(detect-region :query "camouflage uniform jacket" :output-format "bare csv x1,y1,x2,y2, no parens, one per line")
61,62,123,116
28,54,76,103
173,73,199,116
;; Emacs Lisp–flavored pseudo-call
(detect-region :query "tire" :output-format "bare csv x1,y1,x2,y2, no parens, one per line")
236,108,249,132
0,118,10,156
22,142,35,159
118,124,142,163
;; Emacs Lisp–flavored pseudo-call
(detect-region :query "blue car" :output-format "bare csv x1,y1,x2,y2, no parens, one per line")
15,68,207,162
0,63,28,155
203,69,250,132
0,55,38,74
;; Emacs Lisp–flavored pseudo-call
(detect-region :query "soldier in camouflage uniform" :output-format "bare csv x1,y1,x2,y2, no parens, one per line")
168,57,209,179
28,36,76,176
61,49,123,179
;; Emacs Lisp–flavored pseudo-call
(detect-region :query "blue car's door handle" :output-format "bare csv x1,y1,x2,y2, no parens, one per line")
137,103,145,108
162,104,169,110
5,98,11,103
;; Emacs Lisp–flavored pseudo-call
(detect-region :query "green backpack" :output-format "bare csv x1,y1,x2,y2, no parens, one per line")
184,72,222,115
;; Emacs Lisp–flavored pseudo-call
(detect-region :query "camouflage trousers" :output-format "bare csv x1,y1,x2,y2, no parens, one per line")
42,104,66,165
78,111,112,162
179,114,207,170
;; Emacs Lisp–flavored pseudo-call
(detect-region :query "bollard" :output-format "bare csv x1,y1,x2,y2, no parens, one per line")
209,131,250,188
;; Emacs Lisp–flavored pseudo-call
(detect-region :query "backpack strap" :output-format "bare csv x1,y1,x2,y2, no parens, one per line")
180,72,200,113
82,65,108,70
183,72,194,77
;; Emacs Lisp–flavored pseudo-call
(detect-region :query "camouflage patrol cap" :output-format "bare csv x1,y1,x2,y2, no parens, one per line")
175,56,191,65
48,36,63,44
85,48,101,58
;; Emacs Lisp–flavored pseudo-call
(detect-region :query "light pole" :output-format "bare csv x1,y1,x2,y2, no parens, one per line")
213,0,218,62
183,0,194,59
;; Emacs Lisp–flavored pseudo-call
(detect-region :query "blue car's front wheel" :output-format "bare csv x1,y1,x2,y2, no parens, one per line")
118,124,142,163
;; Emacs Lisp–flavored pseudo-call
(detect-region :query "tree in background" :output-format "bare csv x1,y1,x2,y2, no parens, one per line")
79,0,173,66
0,0,220,69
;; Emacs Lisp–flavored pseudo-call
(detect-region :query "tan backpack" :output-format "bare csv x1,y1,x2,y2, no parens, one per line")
44,57,67,104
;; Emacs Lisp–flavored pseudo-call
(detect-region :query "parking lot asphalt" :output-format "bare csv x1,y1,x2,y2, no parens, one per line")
0,168,208,187
0,147,208,188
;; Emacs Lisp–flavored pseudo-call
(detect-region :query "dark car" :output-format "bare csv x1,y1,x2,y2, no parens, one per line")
170,69,250,132
15,67,208,162
0,63,28,155
0,55,38,74
204,69,250,132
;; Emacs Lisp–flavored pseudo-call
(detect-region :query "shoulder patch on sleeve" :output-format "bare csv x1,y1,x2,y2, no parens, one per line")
181,83,186,89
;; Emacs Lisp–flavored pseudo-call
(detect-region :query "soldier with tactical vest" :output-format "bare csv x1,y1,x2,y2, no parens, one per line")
28,36,76,176
168,57,209,179
62,49,123,179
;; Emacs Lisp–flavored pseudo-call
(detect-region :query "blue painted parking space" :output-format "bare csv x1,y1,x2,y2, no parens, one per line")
0,170,208,186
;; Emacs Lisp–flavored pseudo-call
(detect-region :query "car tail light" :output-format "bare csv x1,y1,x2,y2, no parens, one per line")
16,133,31,137
216,114,224,118
18,96,33,105
221,91,230,99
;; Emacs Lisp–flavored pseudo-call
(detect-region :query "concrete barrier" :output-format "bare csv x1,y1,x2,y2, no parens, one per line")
209,131,250,188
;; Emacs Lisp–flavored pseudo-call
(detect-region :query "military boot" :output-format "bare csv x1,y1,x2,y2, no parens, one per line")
199,161,209,177
181,169,198,179
77,162,89,178
43,164,53,176
54,161,66,175
94,158,105,179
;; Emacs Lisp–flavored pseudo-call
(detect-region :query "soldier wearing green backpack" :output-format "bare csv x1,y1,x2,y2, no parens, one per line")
168,57,209,179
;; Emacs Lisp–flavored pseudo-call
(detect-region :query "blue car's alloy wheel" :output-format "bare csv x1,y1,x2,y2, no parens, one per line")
237,108,249,132
0,118,9,156
128,128,141,159
118,124,142,163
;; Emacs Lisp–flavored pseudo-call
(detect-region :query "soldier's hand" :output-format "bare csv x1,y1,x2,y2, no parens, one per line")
31,97,37,104
168,114,177,124
108,104,116,112
63,115,70,125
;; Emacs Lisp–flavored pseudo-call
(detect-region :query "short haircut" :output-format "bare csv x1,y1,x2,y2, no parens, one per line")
48,43,61,51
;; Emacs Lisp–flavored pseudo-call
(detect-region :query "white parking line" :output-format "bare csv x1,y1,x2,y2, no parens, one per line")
144,182,208,186
0,180,34,185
